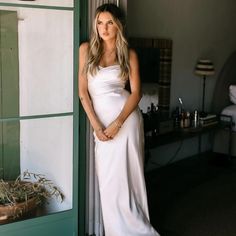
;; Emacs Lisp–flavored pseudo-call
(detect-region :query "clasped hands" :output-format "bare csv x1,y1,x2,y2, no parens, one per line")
95,120,122,141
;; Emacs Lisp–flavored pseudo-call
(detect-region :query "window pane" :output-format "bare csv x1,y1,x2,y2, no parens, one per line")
0,5,74,224
0,115,73,221
20,116,73,213
0,7,73,117
0,0,73,8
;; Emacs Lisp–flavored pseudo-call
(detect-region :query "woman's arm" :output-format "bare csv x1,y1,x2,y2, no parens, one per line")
104,49,142,138
78,42,110,141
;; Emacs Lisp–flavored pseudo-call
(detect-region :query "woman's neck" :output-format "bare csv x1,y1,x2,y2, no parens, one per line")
100,41,118,67
102,40,116,53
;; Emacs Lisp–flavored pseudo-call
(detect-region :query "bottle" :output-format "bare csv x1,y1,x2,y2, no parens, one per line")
180,112,185,128
172,106,181,128
184,112,191,128
192,110,199,128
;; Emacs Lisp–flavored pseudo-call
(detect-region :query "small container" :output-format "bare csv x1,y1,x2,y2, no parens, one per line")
180,112,185,128
172,106,181,128
192,110,199,128
184,112,191,128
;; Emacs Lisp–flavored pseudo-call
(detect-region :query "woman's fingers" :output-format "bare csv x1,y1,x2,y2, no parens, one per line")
96,129,111,141
104,123,119,138
96,121,121,141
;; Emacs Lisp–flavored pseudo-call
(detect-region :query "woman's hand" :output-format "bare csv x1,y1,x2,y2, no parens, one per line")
95,127,111,142
103,120,122,139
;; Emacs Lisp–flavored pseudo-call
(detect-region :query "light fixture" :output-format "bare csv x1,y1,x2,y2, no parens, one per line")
195,59,215,117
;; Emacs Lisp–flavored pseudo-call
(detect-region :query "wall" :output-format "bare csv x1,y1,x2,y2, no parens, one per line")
127,0,236,167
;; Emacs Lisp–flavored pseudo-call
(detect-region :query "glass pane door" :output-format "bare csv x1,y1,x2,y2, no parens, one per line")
0,6,74,224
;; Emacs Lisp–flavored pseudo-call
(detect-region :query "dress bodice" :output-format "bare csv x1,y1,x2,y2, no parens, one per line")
87,65,126,99
87,64,129,127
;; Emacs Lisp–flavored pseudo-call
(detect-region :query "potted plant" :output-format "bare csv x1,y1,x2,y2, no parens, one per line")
0,170,64,224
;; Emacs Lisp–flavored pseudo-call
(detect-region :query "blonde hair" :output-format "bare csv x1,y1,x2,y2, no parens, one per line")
86,4,130,80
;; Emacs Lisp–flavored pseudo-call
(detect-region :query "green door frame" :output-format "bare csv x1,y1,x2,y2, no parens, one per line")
0,1,87,235
78,0,88,235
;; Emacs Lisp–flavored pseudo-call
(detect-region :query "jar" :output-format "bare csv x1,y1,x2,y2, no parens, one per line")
184,112,191,128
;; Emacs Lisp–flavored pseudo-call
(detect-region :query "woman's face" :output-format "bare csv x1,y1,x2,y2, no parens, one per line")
97,12,118,42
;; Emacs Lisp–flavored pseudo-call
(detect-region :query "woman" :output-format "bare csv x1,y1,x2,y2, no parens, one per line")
79,3,160,236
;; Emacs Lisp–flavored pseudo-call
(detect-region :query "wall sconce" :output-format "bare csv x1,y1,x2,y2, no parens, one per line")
195,59,215,117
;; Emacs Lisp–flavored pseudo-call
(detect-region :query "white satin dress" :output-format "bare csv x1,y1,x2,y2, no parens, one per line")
88,65,160,236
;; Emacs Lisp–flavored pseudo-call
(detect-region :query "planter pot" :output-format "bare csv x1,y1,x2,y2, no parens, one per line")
0,172,63,224
0,197,37,224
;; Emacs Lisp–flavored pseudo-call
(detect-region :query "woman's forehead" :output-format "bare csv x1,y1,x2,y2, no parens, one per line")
98,12,114,21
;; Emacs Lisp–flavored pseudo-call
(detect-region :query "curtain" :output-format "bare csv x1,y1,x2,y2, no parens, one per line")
86,124,104,236
86,1,126,235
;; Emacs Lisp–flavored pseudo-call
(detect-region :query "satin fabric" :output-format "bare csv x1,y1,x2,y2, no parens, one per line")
88,65,160,236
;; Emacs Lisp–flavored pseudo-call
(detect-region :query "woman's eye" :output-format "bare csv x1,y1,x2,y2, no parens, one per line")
108,21,113,25
97,21,102,25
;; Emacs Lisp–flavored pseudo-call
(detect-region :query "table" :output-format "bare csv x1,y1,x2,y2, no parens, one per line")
144,114,233,163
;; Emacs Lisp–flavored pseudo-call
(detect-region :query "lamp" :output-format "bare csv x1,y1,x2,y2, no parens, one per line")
195,59,215,117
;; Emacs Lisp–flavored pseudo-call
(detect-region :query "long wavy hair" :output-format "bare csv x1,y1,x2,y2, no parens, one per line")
86,3,130,80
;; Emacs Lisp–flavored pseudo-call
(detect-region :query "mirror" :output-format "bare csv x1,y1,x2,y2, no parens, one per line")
0,7,73,223
129,37,172,116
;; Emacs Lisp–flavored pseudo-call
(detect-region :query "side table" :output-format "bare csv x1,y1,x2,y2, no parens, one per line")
144,114,233,164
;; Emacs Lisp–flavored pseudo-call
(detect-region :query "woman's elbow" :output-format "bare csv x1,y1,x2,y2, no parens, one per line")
78,88,83,99
78,88,87,101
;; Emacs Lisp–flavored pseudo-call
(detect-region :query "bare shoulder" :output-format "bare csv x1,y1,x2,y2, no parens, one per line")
128,48,139,66
79,42,89,75
79,42,89,56
129,48,138,59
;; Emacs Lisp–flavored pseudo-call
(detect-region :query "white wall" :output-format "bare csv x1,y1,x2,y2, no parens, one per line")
127,0,236,111
18,8,73,116
127,0,236,167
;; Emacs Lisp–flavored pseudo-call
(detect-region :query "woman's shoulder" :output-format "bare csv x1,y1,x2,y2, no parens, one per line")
80,41,89,48
79,42,89,55
128,48,139,64
128,48,137,56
